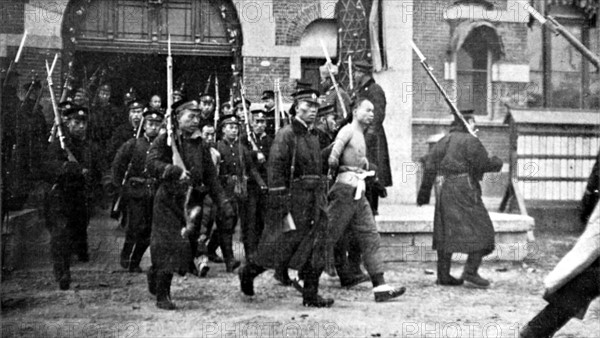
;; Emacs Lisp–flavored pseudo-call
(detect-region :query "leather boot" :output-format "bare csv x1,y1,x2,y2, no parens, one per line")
206,230,224,263
436,251,463,286
147,266,157,296
274,264,292,286
156,273,176,310
120,240,134,269
462,251,490,288
238,264,257,296
129,240,149,273
519,304,573,338
220,232,240,273
302,269,334,308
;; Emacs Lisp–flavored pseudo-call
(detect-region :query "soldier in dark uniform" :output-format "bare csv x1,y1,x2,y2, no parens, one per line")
198,93,216,130
145,100,234,310
44,107,103,290
417,111,502,287
108,100,145,164
238,88,334,308
72,88,89,108
246,109,272,262
172,89,184,105
216,114,267,271
112,109,163,273
353,61,392,215
2,79,48,210
319,63,352,120
261,90,277,137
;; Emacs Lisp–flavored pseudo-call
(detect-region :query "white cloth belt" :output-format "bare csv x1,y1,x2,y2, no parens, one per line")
336,170,375,200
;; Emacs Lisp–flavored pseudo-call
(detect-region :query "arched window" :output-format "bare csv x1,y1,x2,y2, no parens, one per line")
299,19,338,90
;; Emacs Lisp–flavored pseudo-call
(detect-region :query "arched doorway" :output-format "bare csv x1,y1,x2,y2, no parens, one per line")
61,0,242,105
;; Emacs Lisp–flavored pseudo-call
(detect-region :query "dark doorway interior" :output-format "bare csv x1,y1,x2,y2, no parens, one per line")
73,51,233,107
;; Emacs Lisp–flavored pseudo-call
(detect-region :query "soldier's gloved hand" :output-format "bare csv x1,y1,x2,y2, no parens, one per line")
163,164,184,180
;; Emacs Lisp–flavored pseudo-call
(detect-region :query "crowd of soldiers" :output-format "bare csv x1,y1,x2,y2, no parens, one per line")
3,54,598,334
1,59,406,310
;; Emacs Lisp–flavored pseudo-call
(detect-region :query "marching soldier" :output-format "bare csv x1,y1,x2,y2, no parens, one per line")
44,106,103,290
216,114,267,271
327,98,406,300
238,88,334,308
90,84,123,161
72,88,89,108
108,100,145,164
145,100,234,310
319,63,351,120
198,93,216,129
417,111,503,287
353,60,392,215
112,108,163,273
261,90,277,137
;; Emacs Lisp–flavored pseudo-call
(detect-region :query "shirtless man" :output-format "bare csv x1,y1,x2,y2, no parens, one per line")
327,98,406,302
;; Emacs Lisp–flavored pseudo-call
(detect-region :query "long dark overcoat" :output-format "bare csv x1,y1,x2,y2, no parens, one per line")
418,126,502,254
354,77,392,186
145,132,226,275
255,119,329,271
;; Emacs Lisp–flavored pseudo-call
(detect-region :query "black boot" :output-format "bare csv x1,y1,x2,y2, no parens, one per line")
156,273,176,310
206,230,224,263
239,264,259,296
436,251,463,286
147,266,157,296
462,251,490,288
519,304,573,338
120,240,134,269
221,232,240,273
274,265,292,286
302,270,334,308
129,241,149,273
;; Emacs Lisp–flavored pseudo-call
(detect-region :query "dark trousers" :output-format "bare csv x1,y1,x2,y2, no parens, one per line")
244,186,266,262
334,230,363,278
522,259,600,338
121,197,152,269
243,258,323,298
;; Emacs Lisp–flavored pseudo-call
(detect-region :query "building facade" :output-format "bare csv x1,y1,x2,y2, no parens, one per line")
1,0,599,206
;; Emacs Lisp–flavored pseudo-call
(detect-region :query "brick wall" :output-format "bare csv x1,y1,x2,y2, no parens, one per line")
0,1,24,34
274,0,321,46
242,56,293,103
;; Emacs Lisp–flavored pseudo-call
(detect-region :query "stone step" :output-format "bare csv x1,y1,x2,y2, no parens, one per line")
376,204,535,262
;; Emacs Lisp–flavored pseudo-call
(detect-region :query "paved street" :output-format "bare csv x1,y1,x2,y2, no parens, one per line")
1,209,599,338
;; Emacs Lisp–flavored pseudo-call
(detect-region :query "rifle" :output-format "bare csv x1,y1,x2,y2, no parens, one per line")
348,55,354,91
319,39,349,119
46,55,77,162
274,79,281,134
60,61,74,103
111,116,145,217
166,35,175,147
240,81,265,163
409,40,477,138
2,30,27,88
525,3,600,70
214,74,220,130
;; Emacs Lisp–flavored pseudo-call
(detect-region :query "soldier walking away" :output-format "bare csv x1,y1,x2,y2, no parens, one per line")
112,109,163,273
44,106,103,289
238,88,334,308
327,99,406,301
145,100,234,310
352,60,391,215
519,151,600,338
417,111,502,288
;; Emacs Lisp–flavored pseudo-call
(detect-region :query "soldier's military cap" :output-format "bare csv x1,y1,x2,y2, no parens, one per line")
251,108,267,121
58,101,75,111
221,102,232,110
317,103,336,118
233,97,252,109
353,60,373,73
219,114,240,126
199,92,215,103
123,88,137,102
261,90,275,100
128,100,145,111
64,106,88,121
143,108,164,122
292,88,320,104
173,100,201,115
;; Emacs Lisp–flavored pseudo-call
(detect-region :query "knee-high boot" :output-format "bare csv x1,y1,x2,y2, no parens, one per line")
129,239,149,273
120,239,134,269
519,304,574,338
436,251,463,286
302,267,334,308
156,272,176,310
220,232,240,273
206,230,224,263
